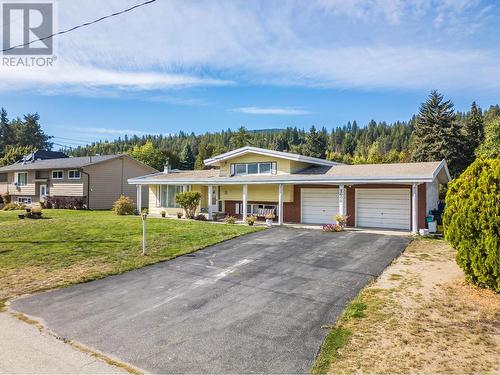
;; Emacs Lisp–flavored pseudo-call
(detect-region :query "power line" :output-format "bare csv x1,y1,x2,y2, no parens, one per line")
1,0,158,52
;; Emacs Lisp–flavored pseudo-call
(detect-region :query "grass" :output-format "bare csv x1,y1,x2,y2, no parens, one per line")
311,298,368,374
313,238,500,374
0,209,263,300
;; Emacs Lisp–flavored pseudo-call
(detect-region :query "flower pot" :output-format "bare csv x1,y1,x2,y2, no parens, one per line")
265,219,273,227
18,214,25,219
248,222,254,226
161,213,166,218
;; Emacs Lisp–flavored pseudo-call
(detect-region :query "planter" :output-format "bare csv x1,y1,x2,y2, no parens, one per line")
248,222,254,226
18,214,25,219
265,219,273,227
161,213,166,218
176,213,183,219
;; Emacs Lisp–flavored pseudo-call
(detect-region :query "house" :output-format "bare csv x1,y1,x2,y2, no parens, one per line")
128,146,451,233
0,154,157,209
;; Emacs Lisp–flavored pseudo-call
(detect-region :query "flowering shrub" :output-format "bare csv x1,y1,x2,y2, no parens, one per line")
334,214,349,228
224,215,236,224
112,195,134,215
322,223,343,232
45,196,86,210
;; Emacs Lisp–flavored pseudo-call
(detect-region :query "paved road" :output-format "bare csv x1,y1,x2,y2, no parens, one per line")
12,228,410,374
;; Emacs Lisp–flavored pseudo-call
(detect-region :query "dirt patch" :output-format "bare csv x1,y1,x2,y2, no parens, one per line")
0,261,114,300
327,239,500,374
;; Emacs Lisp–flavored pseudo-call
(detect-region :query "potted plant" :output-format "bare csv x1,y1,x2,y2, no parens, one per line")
245,215,257,226
161,210,166,218
334,214,349,229
265,213,275,227
176,212,183,219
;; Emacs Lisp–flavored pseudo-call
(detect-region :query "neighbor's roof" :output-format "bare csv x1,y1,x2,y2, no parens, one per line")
0,154,127,172
204,146,340,167
129,160,451,185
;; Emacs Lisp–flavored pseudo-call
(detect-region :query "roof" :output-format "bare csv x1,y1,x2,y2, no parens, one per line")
0,154,125,172
129,160,451,185
204,146,340,167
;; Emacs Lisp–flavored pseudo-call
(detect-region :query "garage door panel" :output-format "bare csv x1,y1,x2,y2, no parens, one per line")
356,188,410,230
301,188,339,224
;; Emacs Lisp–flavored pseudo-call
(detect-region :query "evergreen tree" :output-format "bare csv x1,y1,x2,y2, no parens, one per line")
477,117,500,158
0,108,10,154
230,126,252,148
194,142,214,170
463,102,485,164
303,126,327,158
11,113,52,150
179,143,195,170
411,90,467,177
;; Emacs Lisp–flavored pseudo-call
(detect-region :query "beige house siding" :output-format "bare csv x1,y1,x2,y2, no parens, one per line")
220,184,293,202
148,184,207,216
48,170,85,196
0,182,8,195
85,156,155,210
8,171,36,196
218,154,313,176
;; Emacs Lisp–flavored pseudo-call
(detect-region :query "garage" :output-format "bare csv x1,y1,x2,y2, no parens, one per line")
355,188,410,230
301,188,339,224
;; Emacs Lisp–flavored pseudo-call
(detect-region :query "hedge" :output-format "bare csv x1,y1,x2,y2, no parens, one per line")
443,158,500,292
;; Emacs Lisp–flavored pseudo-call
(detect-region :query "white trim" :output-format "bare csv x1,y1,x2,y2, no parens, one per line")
338,184,345,216
242,184,248,220
136,185,142,211
16,171,28,186
18,196,32,204
51,170,63,179
278,183,283,225
39,184,47,199
68,169,81,180
204,146,339,167
431,159,451,182
412,183,418,234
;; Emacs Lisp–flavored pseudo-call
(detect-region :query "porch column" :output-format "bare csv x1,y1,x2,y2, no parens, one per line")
207,185,213,220
412,183,418,234
278,183,284,225
338,184,345,216
242,184,248,220
136,185,142,213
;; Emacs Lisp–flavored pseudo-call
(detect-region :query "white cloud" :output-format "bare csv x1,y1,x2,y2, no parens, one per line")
71,127,149,136
232,107,311,115
1,0,498,95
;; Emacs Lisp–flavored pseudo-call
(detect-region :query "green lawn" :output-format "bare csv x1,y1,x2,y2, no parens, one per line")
0,209,263,301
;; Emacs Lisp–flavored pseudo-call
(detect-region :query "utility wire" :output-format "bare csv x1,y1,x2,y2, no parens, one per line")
1,0,158,52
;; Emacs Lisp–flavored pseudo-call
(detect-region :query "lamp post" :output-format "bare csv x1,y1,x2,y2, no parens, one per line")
141,211,148,255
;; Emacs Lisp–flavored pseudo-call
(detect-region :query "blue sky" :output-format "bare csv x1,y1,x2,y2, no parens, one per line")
1,0,499,148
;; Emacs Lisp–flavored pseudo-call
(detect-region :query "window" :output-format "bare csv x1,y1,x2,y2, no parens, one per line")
18,197,32,204
68,170,80,179
16,172,28,186
159,185,185,208
52,170,63,179
0,173,7,183
232,162,275,176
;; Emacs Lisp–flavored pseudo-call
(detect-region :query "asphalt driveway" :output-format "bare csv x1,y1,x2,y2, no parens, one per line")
12,228,410,374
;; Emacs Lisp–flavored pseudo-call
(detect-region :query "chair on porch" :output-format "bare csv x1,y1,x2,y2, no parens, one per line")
256,207,276,219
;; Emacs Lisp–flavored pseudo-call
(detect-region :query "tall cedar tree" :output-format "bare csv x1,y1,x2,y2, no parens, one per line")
179,143,195,170
303,126,327,159
463,102,485,163
411,91,467,177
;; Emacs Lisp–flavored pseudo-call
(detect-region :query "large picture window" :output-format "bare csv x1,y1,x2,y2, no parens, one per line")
159,185,185,208
232,162,275,176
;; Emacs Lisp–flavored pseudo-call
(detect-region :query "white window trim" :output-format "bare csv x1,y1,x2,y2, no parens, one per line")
16,172,28,186
18,196,32,204
158,185,187,208
232,162,275,176
68,169,81,180
52,170,63,180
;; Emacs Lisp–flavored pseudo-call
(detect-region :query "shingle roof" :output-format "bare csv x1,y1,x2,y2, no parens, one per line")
0,154,123,172
130,160,450,184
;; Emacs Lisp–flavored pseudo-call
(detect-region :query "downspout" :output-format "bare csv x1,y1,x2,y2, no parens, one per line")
81,169,91,210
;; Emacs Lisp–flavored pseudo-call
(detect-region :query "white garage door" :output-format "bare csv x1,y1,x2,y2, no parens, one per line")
301,188,339,224
355,189,410,230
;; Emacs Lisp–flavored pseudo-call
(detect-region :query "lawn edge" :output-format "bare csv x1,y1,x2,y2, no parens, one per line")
310,236,415,374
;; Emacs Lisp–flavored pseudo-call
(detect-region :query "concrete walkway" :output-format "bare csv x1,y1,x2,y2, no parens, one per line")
0,312,126,374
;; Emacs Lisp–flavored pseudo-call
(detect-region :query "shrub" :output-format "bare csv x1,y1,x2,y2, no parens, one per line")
2,192,11,204
3,202,23,211
224,215,236,224
443,158,500,292
322,223,343,232
112,195,135,215
245,215,257,226
175,191,202,219
334,214,349,228
45,196,86,209
195,213,207,221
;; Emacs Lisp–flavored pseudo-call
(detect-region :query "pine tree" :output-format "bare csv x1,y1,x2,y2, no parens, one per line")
411,90,467,177
463,102,485,164
0,108,10,155
230,126,252,149
477,117,500,158
179,143,195,170
303,126,327,158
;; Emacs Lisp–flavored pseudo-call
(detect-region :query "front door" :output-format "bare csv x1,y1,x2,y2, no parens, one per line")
39,184,47,201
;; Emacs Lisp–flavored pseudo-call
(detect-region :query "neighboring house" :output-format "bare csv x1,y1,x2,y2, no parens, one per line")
0,154,157,209
129,146,450,233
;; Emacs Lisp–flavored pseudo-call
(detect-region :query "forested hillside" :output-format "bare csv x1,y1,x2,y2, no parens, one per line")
1,91,498,179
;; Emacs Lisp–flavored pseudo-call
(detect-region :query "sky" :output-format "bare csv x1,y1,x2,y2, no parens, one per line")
1,0,499,148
